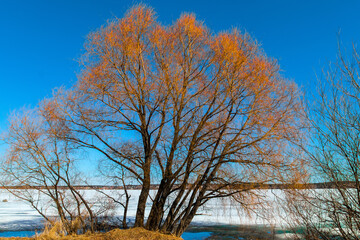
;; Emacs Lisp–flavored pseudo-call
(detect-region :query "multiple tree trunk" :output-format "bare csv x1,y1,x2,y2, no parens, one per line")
1,4,304,237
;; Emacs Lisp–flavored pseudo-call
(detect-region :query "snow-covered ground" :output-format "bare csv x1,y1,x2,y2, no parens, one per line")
0,189,291,232
0,191,43,231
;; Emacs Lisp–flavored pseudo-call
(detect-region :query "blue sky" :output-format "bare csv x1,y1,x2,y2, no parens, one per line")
1,0,360,172
1,0,359,127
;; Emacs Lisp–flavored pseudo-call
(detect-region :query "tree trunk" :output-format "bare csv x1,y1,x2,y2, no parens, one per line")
145,178,172,230
134,172,150,227
134,128,153,227
174,202,200,236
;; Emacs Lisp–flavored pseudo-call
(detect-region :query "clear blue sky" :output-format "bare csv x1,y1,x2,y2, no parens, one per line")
1,0,360,126
1,1,360,173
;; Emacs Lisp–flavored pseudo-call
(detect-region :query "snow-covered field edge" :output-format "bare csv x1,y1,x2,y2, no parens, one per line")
0,189,294,232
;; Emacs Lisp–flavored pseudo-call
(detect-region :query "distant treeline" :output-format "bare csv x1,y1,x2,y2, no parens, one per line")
0,181,357,190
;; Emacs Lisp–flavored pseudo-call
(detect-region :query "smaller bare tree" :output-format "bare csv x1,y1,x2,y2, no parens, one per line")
285,44,360,240
96,157,133,229
0,106,110,234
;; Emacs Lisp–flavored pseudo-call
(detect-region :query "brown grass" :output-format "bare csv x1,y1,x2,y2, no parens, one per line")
0,228,182,240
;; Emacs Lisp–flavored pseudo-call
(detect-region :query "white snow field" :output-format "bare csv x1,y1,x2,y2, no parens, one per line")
0,191,44,231
0,189,291,232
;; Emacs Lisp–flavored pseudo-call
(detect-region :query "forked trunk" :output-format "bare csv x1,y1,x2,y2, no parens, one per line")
145,178,172,230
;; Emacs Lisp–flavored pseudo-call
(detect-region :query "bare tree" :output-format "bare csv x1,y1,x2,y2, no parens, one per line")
0,106,109,234
285,45,360,240
97,158,132,229
42,5,305,236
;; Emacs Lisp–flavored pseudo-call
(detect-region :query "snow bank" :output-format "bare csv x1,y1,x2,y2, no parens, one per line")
0,189,291,231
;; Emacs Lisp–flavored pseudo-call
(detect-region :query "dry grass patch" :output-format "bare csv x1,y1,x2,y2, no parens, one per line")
0,228,182,240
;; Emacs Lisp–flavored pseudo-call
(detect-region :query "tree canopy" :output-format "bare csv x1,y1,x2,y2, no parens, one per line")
2,5,305,236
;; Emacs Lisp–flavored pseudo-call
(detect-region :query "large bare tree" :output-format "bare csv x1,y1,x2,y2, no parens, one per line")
42,5,304,236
